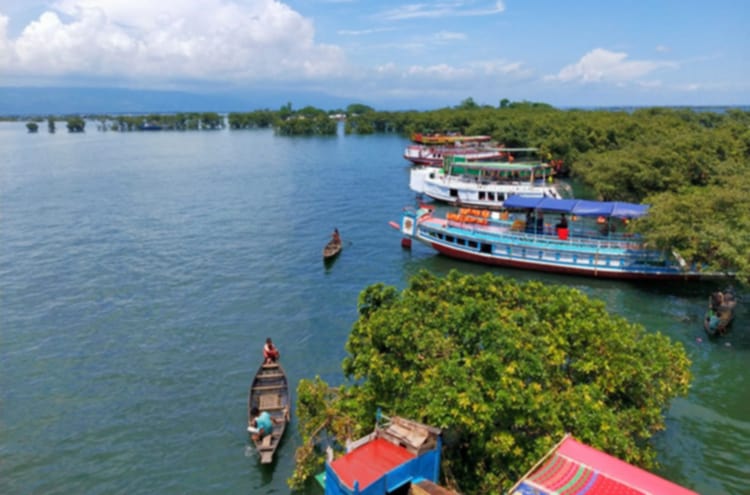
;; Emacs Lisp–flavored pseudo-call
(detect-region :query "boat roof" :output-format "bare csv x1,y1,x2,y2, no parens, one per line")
446,160,548,171
329,437,416,490
412,133,492,144
504,196,649,218
511,435,699,495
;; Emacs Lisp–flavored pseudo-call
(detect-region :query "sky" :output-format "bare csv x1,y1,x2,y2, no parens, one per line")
0,0,747,109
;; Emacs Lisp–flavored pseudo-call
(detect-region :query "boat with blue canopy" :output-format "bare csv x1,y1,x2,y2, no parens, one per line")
391,196,725,281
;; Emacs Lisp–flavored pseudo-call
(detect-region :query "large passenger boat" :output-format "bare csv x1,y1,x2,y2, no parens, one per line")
391,196,725,281
410,152,563,209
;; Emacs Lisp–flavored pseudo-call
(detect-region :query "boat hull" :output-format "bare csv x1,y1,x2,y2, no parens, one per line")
323,240,342,260
248,362,290,463
429,240,703,280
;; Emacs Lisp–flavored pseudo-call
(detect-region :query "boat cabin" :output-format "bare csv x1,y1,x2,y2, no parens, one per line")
322,416,442,495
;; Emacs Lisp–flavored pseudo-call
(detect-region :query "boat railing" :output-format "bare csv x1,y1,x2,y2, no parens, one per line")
435,217,652,252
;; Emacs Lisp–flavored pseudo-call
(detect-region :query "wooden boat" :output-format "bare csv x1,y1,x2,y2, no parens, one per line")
247,361,290,463
391,196,727,281
704,287,737,336
323,239,342,260
409,151,563,209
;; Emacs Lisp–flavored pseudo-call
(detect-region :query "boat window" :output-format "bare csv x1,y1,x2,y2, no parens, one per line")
457,238,466,246
488,192,495,201
450,189,458,197
446,235,455,243
468,240,478,248
479,191,486,200
480,243,492,254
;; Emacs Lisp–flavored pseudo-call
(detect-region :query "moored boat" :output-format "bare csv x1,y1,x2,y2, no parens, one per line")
247,361,290,463
403,144,506,166
410,151,563,209
391,196,726,281
410,132,492,145
704,287,737,336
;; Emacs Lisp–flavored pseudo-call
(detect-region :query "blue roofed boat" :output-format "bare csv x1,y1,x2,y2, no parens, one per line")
390,196,726,281
319,416,443,495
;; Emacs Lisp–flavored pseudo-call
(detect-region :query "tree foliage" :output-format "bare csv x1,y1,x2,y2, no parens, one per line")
292,270,692,494
66,116,85,132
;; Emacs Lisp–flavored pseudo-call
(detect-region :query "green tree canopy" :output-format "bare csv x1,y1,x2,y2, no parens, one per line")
292,270,692,494
66,116,85,132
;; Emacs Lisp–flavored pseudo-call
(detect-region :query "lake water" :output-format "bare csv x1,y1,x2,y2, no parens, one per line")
1,123,748,494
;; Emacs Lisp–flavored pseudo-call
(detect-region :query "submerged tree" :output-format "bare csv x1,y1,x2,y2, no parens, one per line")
291,270,692,494
66,116,85,133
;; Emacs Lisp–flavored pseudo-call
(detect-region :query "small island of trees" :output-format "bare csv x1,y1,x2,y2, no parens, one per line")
291,270,693,493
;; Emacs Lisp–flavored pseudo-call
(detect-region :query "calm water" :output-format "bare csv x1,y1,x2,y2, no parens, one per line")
1,123,748,495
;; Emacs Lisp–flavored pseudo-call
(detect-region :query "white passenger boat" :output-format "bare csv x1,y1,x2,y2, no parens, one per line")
410,151,563,209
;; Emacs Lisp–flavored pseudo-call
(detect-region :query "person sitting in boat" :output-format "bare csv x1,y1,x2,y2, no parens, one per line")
331,228,341,244
248,406,274,441
263,337,280,364
710,291,724,311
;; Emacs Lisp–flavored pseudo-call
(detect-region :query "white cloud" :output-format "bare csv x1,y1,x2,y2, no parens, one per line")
655,44,670,53
379,1,505,21
338,27,395,36
434,31,466,42
545,48,678,84
406,63,473,80
0,0,346,85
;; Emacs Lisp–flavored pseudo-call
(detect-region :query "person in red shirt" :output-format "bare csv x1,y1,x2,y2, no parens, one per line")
263,337,280,364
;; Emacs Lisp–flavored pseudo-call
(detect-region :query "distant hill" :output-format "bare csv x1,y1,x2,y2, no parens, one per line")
0,86,358,116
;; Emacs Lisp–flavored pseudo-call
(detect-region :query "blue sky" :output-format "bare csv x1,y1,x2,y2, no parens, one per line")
0,0,747,109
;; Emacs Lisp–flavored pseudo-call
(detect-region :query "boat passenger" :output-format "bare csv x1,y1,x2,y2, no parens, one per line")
263,337,280,364
332,228,341,244
248,406,274,441
556,213,568,230
525,211,535,233
536,211,545,234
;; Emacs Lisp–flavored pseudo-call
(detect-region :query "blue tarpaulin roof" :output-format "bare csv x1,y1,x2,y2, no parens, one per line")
503,196,649,219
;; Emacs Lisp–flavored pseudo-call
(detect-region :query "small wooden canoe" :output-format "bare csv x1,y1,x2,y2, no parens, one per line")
247,361,290,463
323,239,342,260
